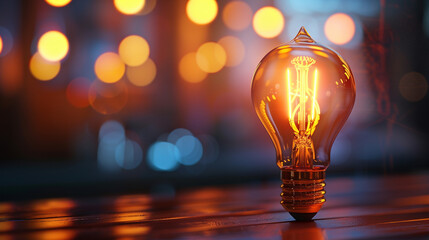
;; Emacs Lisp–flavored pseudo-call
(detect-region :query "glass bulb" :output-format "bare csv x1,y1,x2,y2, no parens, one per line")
251,27,356,221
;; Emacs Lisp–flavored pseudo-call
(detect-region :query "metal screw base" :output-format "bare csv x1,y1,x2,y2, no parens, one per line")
280,169,326,221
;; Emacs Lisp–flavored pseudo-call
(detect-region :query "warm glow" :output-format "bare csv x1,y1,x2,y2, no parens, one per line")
251,27,356,219
38,31,69,62
0,36,3,54
114,225,150,236
253,6,284,38
287,68,291,118
287,56,320,135
118,35,150,67
186,0,218,25
312,69,318,120
45,0,71,7
30,52,61,81
218,36,245,67
114,0,145,15
196,42,226,73
324,13,355,45
179,52,207,83
222,1,252,31
94,52,125,84
35,230,75,240
66,78,91,108
126,58,156,87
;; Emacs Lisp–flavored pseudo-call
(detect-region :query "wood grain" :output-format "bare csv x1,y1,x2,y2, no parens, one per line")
1,173,429,239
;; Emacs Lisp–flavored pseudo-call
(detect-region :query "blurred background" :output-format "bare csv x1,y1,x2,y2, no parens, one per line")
0,0,428,200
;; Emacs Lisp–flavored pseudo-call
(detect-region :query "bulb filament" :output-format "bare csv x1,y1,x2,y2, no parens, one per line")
286,56,320,169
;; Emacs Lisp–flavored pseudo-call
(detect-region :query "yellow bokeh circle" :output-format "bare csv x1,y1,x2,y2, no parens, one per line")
118,35,150,67
45,0,71,7
30,52,61,81
252,6,284,39
196,42,226,73
0,36,3,54
38,31,69,62
126,58,157,87
94,52,126,84
114,0,145,15
179,52,207,83
324,13,355,45
186,0,218,25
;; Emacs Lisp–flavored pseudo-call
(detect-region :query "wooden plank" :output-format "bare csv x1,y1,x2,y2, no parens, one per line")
0,173,429,239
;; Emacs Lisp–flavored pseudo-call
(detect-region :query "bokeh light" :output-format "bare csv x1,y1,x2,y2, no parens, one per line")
38,31,69,61
196,42,226,73
222,1,252,31
141,0,156,15
29,52,61,81
114,0,145,15
0,27,13,57
88,80,128,114
186,0,218,25
147,142,180,171
179,52,207,83
94,52,125,84
118,35,150,67
252,6,284,39
99,120,125,140
126,58,156,87
167,128,192,144
276,0,379,17
176,135,203,166
66,78,91,108
45,0,72,7
324,13,356,45
98,120,125,171
399,72,428,102
115,139,143,170
218,36,245,67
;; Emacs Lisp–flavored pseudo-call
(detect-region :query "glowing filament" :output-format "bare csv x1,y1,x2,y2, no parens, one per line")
284,56,321,169
286,56,320,136
287,68,291,119
312,69,318,120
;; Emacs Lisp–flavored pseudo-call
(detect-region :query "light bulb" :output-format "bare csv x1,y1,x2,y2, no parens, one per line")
251,27,356,221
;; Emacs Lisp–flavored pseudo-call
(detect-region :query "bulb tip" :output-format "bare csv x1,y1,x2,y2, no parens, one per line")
289,212,317,221
298,26,309,34
292,26,315,43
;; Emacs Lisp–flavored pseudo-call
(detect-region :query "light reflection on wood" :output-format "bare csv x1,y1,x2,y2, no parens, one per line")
0,173,428,239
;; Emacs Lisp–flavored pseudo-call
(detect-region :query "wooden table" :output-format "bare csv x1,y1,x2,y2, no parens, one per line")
1,173,429,239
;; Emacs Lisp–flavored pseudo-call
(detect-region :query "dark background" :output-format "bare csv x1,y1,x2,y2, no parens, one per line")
0,0,428,201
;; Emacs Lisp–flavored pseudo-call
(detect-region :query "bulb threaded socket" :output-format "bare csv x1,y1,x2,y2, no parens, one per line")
280,169,326,221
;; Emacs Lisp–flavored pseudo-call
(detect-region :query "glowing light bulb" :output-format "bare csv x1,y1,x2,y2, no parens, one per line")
251,27,356,221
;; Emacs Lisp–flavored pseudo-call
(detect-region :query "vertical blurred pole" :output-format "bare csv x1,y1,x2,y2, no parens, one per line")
20,0,39,159
0,0,36,159
376,0,396,172
152,0,181,129
175,0,209,131
381,0,397,172
0,0,24,97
